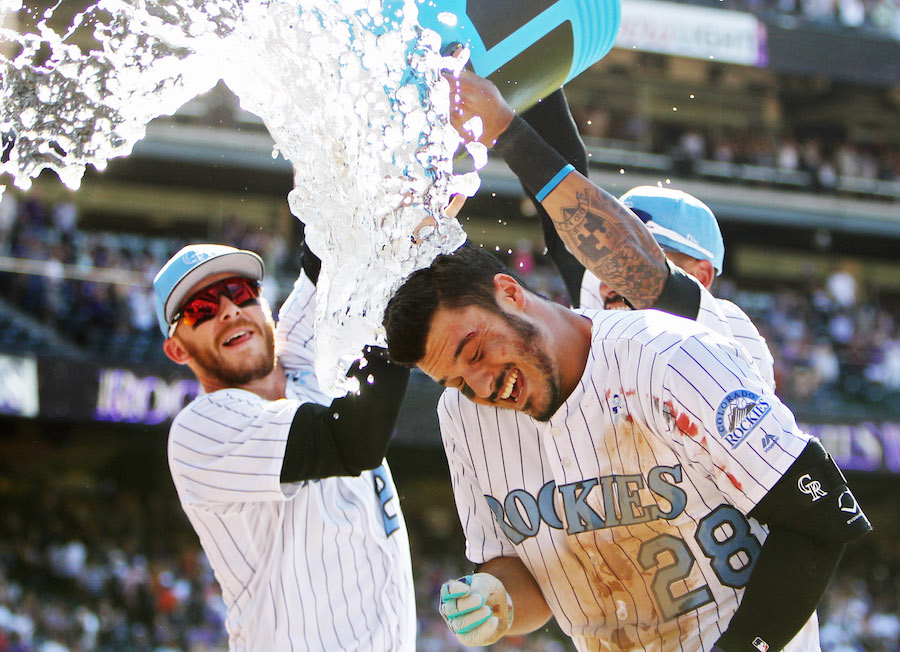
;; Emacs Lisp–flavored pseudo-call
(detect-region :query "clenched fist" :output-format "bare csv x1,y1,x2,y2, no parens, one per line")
439,573,514,647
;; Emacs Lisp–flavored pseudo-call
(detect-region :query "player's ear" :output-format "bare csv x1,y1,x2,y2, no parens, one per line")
493,274,526,311
163,337,192,365
691,260,716,289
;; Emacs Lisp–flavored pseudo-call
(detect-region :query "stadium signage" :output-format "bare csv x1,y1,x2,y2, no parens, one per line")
615,0,767,67
804,421,900,474
95,368,200,425
0,353,39,417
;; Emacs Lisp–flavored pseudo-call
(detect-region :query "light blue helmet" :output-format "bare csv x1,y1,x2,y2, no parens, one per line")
619,186,725,275
153,244,264,337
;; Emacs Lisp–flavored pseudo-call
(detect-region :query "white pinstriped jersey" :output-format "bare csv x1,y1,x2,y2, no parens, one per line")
579,271,776,390
438,308,814,651
167,273,415,652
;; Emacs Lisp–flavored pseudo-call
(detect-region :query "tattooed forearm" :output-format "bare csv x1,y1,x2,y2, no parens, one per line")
551,183,668,309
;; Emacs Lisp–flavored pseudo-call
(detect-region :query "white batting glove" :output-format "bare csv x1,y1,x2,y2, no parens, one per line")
439,572,514,647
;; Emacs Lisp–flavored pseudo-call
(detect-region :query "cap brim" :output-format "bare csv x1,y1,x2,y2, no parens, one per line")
164,251,264,325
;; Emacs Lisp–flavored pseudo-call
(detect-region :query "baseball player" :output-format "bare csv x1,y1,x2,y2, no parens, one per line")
154,242,415,651
382,242,871,651
577,186,776,390
450,69,775,390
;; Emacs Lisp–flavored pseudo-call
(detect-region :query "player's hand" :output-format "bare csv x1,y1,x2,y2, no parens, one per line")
443,50,515,148
444,193,467,219
439,572,513,647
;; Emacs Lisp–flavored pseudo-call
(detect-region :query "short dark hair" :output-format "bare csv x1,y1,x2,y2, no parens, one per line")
383,242,525,366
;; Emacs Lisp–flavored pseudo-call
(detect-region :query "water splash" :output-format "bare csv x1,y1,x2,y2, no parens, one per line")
1,0,471,395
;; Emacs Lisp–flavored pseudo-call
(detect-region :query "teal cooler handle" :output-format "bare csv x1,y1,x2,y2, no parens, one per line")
386,0,621,112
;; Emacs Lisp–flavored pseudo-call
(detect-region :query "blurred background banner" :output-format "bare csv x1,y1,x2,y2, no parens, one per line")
0,352,38,418
0,353,198,424
766,22,900,85
805,421,900,474
617,0,768,66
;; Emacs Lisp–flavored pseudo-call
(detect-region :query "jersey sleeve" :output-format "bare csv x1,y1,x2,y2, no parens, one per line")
657,330,808,513
716,298,776,391
168,389,298,505
437,391,518,564
695,287,775,391
578,270,602,311
274,270,318,376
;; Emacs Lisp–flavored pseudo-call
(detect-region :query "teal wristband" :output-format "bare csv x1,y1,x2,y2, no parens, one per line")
536,164,575,201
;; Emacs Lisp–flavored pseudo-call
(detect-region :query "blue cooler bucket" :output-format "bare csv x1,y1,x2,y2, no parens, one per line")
384,0,621,112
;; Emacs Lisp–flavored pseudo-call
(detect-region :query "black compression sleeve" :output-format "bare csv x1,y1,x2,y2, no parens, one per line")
751,439,872,544
519,90,590,306
279,348,410,482
715,439,871,651
651,259,702,320
492,114,571,199
713,529,844,652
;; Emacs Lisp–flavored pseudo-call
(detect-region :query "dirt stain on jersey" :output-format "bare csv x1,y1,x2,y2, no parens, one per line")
612,627,636,649
586,541,639,585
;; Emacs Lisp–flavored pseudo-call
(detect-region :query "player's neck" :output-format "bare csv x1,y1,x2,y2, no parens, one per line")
544,302,593,401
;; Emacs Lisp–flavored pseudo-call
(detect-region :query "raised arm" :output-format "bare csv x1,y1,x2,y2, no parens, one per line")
276,235,410,482
447,70,669,309
516,90,591,305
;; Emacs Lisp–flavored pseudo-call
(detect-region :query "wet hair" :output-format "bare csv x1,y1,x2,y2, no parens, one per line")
383,241,527,367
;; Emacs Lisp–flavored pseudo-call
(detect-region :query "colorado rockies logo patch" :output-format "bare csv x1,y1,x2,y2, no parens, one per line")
715,389,772,449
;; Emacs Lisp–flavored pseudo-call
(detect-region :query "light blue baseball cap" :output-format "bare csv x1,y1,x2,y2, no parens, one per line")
619,186,725,275
153,244,265,337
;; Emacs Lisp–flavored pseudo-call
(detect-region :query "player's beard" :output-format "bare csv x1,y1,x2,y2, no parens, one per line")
603,290,631,311
501,310,562,422
183,314,277,387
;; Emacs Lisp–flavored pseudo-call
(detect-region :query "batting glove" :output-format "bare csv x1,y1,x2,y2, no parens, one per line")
439,572,514,647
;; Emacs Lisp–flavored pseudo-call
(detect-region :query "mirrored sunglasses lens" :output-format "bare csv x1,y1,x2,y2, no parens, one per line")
183,298,219,326
175,278,258,329
224,280,256,305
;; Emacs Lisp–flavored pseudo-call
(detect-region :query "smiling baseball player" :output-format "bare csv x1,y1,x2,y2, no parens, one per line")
383,242,872,652
155,242,415,651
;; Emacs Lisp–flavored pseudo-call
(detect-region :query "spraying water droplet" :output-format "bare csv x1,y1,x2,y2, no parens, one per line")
2,0,469,395
436,11,456,26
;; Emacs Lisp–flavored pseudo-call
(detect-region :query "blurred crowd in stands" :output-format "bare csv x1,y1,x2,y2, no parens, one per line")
2,192,898,413
572,108,900,196
818,549,900,652
0,192,293,365
0,485,227,652
0,473,896,652
684,0,900,38
721,267,900,409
